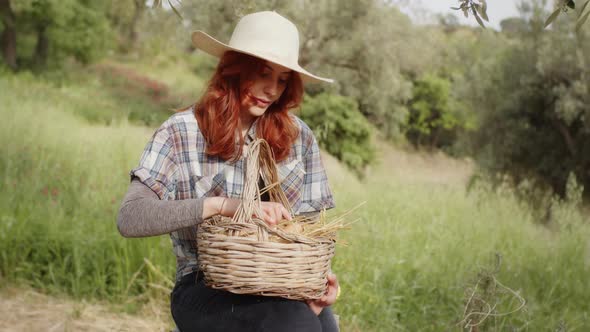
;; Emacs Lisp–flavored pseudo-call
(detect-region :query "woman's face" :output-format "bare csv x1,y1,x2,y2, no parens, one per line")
242,61,292,119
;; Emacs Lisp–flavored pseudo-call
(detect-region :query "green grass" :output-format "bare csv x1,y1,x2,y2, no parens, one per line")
330,173,590,331
0,73,176,300
1,70,589,331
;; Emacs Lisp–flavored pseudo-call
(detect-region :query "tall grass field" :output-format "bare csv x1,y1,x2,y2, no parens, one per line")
1,68,589,331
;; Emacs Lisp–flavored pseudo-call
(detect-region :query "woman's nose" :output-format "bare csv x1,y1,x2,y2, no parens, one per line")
263,80,278,96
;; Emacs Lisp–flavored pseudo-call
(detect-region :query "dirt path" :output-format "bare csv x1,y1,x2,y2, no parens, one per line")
0,286,171,332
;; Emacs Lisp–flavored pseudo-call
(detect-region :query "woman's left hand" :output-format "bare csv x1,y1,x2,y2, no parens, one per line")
306,273,339,315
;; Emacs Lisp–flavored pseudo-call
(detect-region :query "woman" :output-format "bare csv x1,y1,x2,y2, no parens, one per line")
117,11,339,332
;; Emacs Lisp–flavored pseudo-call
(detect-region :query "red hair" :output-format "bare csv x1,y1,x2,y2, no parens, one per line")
193,51,303,162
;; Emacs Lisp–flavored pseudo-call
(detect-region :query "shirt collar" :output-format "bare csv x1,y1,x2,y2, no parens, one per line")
244,118,259,145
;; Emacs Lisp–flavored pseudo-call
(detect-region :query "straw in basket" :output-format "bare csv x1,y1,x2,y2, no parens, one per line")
196,139,336,300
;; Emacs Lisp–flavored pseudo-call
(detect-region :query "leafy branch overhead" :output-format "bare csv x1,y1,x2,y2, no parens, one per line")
451,0,489,28
452,0,589,31
544,0,590,31
160,0,590,32
152,0,183,19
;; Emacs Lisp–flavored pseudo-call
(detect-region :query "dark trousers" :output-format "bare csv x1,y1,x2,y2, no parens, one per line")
171,272,339,332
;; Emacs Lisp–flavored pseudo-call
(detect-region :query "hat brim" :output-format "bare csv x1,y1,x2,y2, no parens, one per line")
191,31,333,84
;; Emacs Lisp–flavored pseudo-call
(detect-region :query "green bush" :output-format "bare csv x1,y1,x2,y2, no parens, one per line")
9,0,113,70
405,74,472,150
299,93,376,177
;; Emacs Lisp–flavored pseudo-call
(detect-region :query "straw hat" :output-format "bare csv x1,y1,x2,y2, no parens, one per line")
191,11,333,84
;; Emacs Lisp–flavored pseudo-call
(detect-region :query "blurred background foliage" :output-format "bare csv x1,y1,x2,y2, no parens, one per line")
1,0,589,202
2,0,589,200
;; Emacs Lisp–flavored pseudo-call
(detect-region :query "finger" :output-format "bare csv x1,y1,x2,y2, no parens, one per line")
263,209,277,226
321,293,334,305
270,205,278,221
326,285,335,298
274,205,285,222
330,288,337,299
271,208,280,225
327,274,338,288
281,206,292,221
327,274,336,283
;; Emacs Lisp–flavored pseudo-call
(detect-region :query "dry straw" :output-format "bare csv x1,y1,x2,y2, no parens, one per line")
457,253,527,331
197,139,354,300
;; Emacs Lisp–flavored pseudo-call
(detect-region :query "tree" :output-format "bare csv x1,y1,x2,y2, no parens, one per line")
461,0,590,197
27,0,52,67
0,0,113,70
0,0,17,70
437,13,461,32
500,17,529,36
405,74,471,149
107,0,147,52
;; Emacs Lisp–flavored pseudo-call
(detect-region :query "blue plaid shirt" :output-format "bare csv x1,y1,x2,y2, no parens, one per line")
130,108,335,281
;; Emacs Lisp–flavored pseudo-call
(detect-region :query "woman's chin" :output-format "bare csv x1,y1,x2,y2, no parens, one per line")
247,105,269,118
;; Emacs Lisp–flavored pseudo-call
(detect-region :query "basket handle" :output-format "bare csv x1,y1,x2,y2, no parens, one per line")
231,139,293,231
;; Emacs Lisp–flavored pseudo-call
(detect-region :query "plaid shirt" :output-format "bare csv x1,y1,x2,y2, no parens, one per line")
130,108,335,281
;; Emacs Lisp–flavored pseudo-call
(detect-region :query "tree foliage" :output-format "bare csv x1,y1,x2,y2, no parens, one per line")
451,0,490,28
0,0,113,70
299,93,376,177
180,0,429,140
461,0,590,197
456,0,590,31
3,0,589,198
405,74,472,149
544,0,590,31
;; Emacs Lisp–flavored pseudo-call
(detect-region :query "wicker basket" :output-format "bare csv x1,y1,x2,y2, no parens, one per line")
196,139,336,300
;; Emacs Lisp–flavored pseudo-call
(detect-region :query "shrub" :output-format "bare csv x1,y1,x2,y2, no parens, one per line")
405,73,472,150
299,93,376,177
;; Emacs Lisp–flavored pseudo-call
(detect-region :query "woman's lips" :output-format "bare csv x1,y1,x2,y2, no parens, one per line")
251,96,271,107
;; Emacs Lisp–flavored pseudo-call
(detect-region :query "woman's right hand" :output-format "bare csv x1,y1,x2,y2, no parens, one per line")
204,197,292,226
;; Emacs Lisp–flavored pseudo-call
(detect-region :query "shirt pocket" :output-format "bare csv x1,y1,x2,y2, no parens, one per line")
190,172,226,198
277,158,305,210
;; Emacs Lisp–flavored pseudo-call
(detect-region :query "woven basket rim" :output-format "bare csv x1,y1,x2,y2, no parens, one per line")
196,138,335,300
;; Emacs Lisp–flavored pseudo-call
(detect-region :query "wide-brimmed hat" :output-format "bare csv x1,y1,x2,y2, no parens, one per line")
191,11,333,84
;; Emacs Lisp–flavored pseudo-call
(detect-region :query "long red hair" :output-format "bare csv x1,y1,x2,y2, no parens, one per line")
193,51,303,162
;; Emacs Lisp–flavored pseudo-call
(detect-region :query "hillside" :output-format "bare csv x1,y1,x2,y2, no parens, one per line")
2,62,588,331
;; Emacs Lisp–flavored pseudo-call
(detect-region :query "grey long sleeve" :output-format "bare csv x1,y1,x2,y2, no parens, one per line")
116,177,205,238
